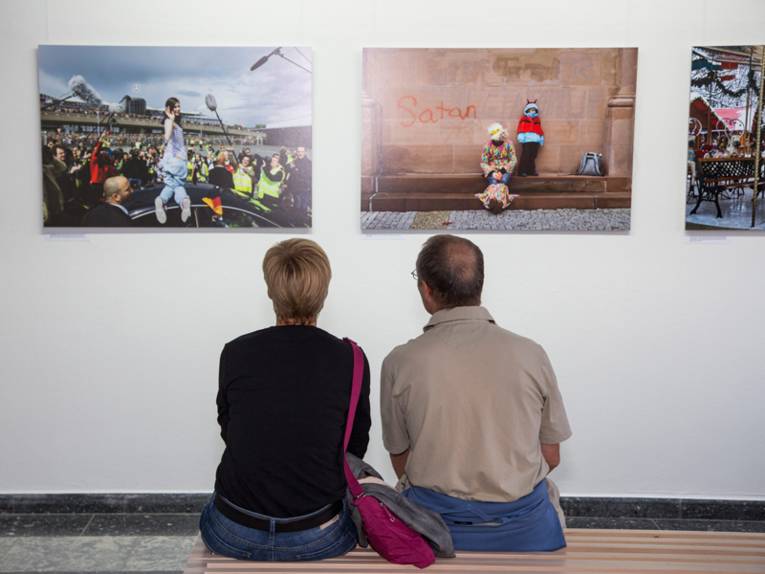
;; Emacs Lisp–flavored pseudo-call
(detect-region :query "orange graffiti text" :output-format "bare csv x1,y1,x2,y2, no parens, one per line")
398,96,477,127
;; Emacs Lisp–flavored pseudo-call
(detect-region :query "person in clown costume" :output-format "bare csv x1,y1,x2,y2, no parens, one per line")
516,100,544,176
476,123,518,213
480,122,517,186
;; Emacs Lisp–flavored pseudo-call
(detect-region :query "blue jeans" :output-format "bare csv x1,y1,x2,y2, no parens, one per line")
486,172,511,186
158,156,189,205
403,480,565,552
199,495,358,561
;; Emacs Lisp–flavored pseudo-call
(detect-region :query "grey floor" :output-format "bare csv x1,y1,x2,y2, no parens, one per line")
0,513,199,574
361,208,632,231
1,511,763,573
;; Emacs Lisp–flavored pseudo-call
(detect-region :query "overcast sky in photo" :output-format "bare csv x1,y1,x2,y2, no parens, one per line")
38,45,312,128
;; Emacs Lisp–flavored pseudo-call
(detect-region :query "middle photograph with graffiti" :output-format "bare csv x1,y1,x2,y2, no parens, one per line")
361,48,638,232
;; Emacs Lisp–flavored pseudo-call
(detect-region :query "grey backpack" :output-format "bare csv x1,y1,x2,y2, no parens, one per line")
576,152,604,176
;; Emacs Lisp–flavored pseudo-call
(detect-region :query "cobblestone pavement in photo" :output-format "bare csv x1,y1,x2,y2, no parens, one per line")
361,209,631,232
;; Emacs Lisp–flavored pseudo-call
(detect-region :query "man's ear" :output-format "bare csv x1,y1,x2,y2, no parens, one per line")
418,280,441,312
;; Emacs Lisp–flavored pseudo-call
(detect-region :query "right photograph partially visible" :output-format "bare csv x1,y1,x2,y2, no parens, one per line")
686,45,765,231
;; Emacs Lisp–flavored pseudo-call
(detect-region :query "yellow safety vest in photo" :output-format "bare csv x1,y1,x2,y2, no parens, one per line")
256,167,284,199
198,163,208,183
233,168,253,195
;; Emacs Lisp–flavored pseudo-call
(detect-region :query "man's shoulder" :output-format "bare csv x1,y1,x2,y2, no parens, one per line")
383,319,546,367
83,203,130,225
490,323,545,353
382,336,419,369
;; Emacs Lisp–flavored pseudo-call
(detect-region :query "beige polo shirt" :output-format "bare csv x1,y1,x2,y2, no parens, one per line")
380,306,571,502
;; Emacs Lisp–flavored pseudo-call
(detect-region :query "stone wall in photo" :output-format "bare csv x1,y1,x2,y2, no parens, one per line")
362,48,637,178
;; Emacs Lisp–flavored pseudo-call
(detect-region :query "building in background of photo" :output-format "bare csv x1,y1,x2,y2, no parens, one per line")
361,48,637,231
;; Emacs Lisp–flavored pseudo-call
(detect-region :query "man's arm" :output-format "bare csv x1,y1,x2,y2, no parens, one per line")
541,443,560,473
380,353,411,477
538,347,572,470
389,449,409,479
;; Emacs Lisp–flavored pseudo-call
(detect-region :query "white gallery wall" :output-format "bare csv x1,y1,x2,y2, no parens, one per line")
0,0,763,498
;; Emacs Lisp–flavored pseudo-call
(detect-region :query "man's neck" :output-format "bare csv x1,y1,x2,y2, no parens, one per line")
429,303,481,316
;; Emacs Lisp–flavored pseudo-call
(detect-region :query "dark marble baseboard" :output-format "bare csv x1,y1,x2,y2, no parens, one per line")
0,513,202,537
560,496,765,521
1,493,763,521
0,572,181,574
0,494,210,515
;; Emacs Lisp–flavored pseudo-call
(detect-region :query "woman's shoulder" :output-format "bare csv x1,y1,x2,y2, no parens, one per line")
225,326,357,349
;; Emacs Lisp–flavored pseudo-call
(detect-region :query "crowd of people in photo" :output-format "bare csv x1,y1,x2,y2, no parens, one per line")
41,128,311,227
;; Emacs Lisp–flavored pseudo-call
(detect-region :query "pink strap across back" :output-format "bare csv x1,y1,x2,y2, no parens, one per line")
342,339,365,499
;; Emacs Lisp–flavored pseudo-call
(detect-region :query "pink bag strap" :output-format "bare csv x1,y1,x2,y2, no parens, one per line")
342,338,365,499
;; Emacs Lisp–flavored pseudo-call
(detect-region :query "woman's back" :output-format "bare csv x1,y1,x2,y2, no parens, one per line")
201,238,368,562
215,325,371,518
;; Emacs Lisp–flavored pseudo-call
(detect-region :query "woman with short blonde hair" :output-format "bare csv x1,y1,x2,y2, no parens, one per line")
200,239,371,562
262,239,331,324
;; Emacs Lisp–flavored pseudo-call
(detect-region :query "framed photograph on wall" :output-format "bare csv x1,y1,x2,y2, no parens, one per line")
685,45,764,231
361,48,638,232
39,45,313,230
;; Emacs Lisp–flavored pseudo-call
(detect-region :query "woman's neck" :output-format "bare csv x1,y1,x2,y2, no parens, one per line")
276,317,317,327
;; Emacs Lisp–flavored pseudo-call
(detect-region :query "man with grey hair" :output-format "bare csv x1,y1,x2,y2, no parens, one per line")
380,234,571,552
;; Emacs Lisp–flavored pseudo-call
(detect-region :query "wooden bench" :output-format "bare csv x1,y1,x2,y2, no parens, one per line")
690,157,764,219
183,529,765,574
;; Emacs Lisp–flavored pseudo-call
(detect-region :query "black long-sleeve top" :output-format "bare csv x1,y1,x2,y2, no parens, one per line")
208,166,234,190
214,325,371,518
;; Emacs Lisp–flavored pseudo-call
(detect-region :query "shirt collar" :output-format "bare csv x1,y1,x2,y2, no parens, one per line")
108,202,129,215
424,306,495,331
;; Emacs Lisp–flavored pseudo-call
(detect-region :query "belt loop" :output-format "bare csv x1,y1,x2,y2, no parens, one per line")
269,517,276,543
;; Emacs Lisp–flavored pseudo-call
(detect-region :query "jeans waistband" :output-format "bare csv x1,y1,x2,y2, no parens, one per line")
214,494,342,533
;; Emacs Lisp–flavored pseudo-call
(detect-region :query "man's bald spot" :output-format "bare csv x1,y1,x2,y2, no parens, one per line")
416,234,485,307
445,242,480,284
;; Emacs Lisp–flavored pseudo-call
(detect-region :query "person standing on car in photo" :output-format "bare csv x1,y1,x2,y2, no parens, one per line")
154,97,191,224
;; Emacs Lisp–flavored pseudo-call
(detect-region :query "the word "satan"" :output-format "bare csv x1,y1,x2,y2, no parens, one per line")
398,96,477,127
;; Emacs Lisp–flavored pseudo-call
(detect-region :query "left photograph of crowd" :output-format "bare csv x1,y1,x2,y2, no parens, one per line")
39,45,313,229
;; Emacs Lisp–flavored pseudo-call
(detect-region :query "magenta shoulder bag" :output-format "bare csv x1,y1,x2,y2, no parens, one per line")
343,339,436,569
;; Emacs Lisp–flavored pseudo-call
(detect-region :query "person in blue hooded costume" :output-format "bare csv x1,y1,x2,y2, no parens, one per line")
516,100,544,177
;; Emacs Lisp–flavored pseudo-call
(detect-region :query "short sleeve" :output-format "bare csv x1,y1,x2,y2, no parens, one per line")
538,348,572,444
380,351,410,454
